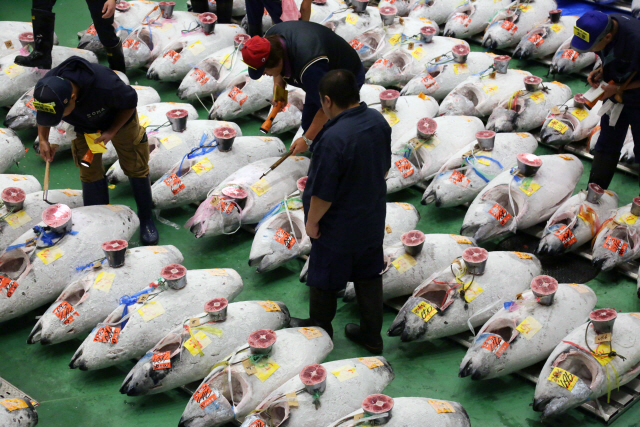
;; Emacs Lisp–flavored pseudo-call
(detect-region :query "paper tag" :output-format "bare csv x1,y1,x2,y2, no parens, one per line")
332,365,359,382
274,228,296,249
411,47,424,60
594,343,615,366
346,13,358,25
516,316,542,339
5,210,32,229
571,108,589,121
193,383,218,409
519,177,541,196
392,253,417,273
483,85,499,95
250,179,271,196
595,333,612,344
152,351,171,370
550,24,563,33
412,301,437,323
62,189,80,197
383,110,400,127
620,213,638,225
395,202,413,210
255,359,280,382
9,175,27,181
243,358,258,375
603,236,628,256
559,154,574,161
137,294,149,304
286,392,299,407
299,327,323,339
37,246,65,265
4,64,25,79
461,281,483,303
163,174,185,195
259,301,281,312
358,357,383,369
554,225,577,248
187,40,205,55
481,335,509,357
574,26,589,42
207,268,228,277
192,158,213,175
160,135,183,150
191,68,210,85
561,49,579,62
548,118,569,133
85,133,107,153
146,246,168,254
450,234,473,244
93,325,120,344
228,86,248,105
0,399,28,412
53,301,78,324
513,251,532,260
453,63,469,75
349,39,364,51
160,22,173,32
93,271,116,292
549,366,579,390
488,203,511,225
501,20,518,35
138,301,165,322
385,224,392,234
527,34,545,47
449,170,470,187
421,74,439,92
569,283,591,293
395,158,414,178
428,400,455,414
529,91,545,104
0,276,19,298
184,331,212,355
389,33,401,46
163,49,181,64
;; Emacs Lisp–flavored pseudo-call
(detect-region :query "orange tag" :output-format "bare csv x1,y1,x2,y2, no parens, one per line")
349,39,364,50
152,351,171,370
53,301,78,324
0,275,19,298
428,400,456,413
358,357,384,369
527,34,545,47
248,420,266,427
258,301,281,312
449,170,470,187
481,335,509,357
603,236,627,256
421,74,438,91
395,158,414,178
298,327,323,339
26,97,36,111
553,225,577,248
488,203,511,225
501,20,518,34
163,50,181,64
93,325,121,344
191,68,210,86
561,50,579,62
193,383,218,409
273,228,296,249
228,87,248,105
123,38,139,50
214,199,235,215
163,174,185,195
87,24,97,35
372,59,391,69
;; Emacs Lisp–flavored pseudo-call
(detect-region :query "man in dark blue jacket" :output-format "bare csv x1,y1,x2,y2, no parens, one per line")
33,56,158,245
290,70,391,354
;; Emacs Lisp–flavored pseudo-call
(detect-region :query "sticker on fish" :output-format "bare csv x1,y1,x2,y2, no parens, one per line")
93,272,116,292
138,301,165,322
411,47,424,60
164,174,185,195
515,316,542,339
332,365,359,382
228,87,248,105
595,332,612,344
274,228,296,249
421,74,438,92
389,34,401,46
187,41,205,55
620,213,638,225
412,301,437,323
481,335,509,357
5,210,31,229
53,301,79,324
571,108,589,121
207,268,228,276
251,179,271,196
450,234,473,244
428,400,456,413
518,177,541,196
488,203,511,225
392,253,416,273
184,331,212,355
460,281,483,303
163,50,181,64
160,135,183,150
395,202,413,210
346,14,358,25
192,158,213,175
560,50,579,62
0,399,28,411
358,357,384,369
190,68,210,86
483,85,499,95
193,383,218,409
299,327,323,339
529,92,545,104
383,110,400,127
548,366,579,390
152,351,171,370
258,301,281,312
501,20,518,35
603,236,628,256
449,170,470,187
569,283,591,293
554,225,577,248
395,158,414,178
123,38,139,50
527,34,545,47
4,64,25,79
37,246,65,265
93,325,121,344
548,119,569,133
0,276,19,298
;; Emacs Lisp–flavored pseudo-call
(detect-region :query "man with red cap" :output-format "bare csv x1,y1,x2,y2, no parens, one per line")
240,21,365,155
571,11,640,190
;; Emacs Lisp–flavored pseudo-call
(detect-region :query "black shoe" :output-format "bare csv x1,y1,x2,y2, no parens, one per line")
345,323,383,354
105,40,126,73
15,9,55,69
81,178,110,206
215,0,234,23
129,176,159,245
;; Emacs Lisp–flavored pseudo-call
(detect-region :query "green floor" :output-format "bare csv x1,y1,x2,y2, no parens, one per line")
2,2,640,426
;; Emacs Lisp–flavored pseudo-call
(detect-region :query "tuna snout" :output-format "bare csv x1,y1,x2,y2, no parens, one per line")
482,36,496,49
120,374,134,395
514,47,530,60
459,360,473,378
422,190,436,205
178,415,202,427
549,64,559,75
3,115,20,129
69,348,84,369
532,397,553,413
387,319,405,337
591,256,608,271
443,29,455,37
176,87,189,100
77,40,90,49
146,69,159,80
33,140,41,154
27,322,42,345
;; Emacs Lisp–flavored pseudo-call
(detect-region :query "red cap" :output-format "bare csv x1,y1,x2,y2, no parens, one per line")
241,36,271,79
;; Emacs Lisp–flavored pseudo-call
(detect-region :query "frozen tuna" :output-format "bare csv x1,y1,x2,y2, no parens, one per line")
539,99,602,146
209,76,274,120
0,397,38,427
550,38,601,76
0,128,25,173
513,14,578,60
324,7,382,42
69,267,244,370
409,0,459,24
591,200,640,271
372,94,439,146
443,0,512,39
0,175,41,195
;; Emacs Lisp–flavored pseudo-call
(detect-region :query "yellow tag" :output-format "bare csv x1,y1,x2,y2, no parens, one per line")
4,63,25,79
358,357,383,369
85,133,107,154
548,119,568,134
519,179,541,196
383,110,400,127
569,283,591,293
5,210,32,229
621,213,638,225
395,202,413,210
251,179,272,196
346,14,359,25
453,63,469,75
518,4,531,12
551,24,563,33
411,47,424,60
62,189,80,197
0,399,28,412
104,204,124,213
286,391,299,407
160,22,173,32
160,135,183,150
571,108,589,121
483,85,499,95
389,34,401,46
299,327,323,339
412,301,437,323
37,246,65,265
220,53,232,69
516,133,530,138
548,367,579,391
207,268,228,276
516,316,542,339
184,331,212,355
574,26,589,42
137,301,165,322
513,251,533,259
595,332,612,344
594,343,615,366
418,92,429,101
93,272,116,293
255,359,280,382
9,175,27,181
630,313,640,321
461,281,483,303
259,301,281,312
392,253,417,273
428,400,455,414
138,114,151,127
146,246,168,254
559,154,574,161
187,40,205,55
419,18,432,24
529,91,545,104
192,158,213,175
474,154,490,166
331,365,359,382
450,234,473,244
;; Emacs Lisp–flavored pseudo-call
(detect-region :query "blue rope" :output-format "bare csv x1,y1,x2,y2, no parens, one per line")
76,258,107,272
5,228,78,252
115,25,133,35
118,286,157,328
464,156,504,183
256,201,285,229
176,133,218,177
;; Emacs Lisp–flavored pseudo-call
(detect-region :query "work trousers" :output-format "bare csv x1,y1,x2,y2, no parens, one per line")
246,0,283,29
593,105,640,161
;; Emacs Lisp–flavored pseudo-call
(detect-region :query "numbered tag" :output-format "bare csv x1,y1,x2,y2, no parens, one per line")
332,365,359,382
480,335,509,357
53,301,79,324
483,85,499,95
388,33,401,46
250,179,271,196
214,199,235,215
595,332,612,344
152,351,171,370
461,281,483,303
184,331,212,355
594,343,615,366
207,268,228,277
37,246,65,265
146,246,168,254
603,236,628,256
163,174,185,195
163,50,181,64
569,283,591,293
93,325,121,344
527,34,545,47
273,228,296,249
138,301,165,322
571,108,589,121
349,39,364,51
0,276,19,298
449,170,470,187
620,213,638,225
255,359,280,382
529,91,545,104
411,47,424,60
548,118,568,133
450,234,473,244
554,225,577,248
516,316,542,340
191,68,210,86
372,58,392,69
193,383,218,409
488,203,511,225
421,74,439,92
346,14,358,25
192,158,213,175
561,49,579,62
548,366,579,390
550,24,563,33
392,253,417,273
93,272,116,293
519,177,541,196
298,327,323,339
454,14,471,27
0,399,28,412
259,301,281,312
138,114,152,127
395,158,414,178
4,64,25,79
123,38,140,50
383,110,400,127
187,41,205,55
428,400,456,413
228,86,248,105
412,301,437,323
513,251,532,260
358,357,383,369
574,26,589,42
5,210,31,229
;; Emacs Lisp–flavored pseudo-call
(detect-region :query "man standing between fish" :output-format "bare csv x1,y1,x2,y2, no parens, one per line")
32,56,159,246
289,70,391,354
572,11,640,189
240,21,366,155
15,0,125,71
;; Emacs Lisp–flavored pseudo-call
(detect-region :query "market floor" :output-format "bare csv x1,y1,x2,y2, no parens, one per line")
2,2,640,426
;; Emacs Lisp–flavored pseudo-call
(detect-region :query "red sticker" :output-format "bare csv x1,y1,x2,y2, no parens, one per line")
214,199,235,215
164,174,185,195
93,325,121,344
560,50,579,62
191,68,210,86
53,301,79,324
0,276,18,298
553,225,577,248
372,59,391,69
349,39,364,51
163,50,181,64
449,170,470,187
455,14,471,27
421,74,438,91
26,98,36,111
228,87,248,105
274,228,296,249
123,39,140,50
249,421,266,427
501,20,518,34
152,351,171,370
488,203,512,225
87,24,97,35
494,340,509,357
481,335,509,357
193,383,218,409
603,236,628,256
527,34,545,47
395,158,414,178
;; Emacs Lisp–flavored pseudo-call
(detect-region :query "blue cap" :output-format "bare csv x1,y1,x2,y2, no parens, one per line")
571,11,612,53
33,76,73,127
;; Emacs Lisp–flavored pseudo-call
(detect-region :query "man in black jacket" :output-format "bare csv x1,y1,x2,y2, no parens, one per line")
33,56,158,245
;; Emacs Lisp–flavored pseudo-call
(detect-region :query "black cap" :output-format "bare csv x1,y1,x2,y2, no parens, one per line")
33,76,73,127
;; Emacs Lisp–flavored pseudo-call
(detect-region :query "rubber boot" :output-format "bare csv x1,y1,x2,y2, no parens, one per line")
190,0,210,13
129,176,159,245
105,40,126,73
15,9,55,69
248,23,263,37
81,178,110,206
588,151,621,190
289,286,338,339
345,277,384,354
215,0,234,23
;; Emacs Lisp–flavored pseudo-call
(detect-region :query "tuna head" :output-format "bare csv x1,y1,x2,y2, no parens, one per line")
178,376,237,427
486,108,518,133
482,10,517,49
540,115,577,146
387,295,433,342
186,190,247,238
459,330,516,380
386,153,422,194
443,4,475,37
592,225,639,271
123,31,153,70
77,25,106,52
365,49,415,87
438,85,483,116
177,54,242,100
422,169,479,208
513,29,545,60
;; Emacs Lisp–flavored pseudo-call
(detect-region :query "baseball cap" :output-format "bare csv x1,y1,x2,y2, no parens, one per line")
241,36,271,79
571,11,612,53
33,76,73,127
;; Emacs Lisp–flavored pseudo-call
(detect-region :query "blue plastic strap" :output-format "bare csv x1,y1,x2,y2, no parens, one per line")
256,201,285,229
118,286,156,328
76,258,107,272
176,133,218,177
464,156,503,183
